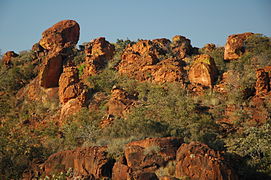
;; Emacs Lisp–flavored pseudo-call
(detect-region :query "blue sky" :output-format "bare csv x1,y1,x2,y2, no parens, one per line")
0,0,270,54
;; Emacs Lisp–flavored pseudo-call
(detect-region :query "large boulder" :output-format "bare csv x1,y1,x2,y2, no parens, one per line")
1,51,18,66
188,54,218,87
38,20,80,88
224,32,253,60
41,146,115,179
84,37,115,76
171,35,193,59
175,142,237,180
39,20,80,52
112,137,183,180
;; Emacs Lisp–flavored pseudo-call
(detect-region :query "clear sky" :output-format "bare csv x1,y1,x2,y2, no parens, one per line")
0,0,270,54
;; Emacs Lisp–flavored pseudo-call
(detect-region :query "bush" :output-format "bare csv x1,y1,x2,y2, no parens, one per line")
225,123,271,178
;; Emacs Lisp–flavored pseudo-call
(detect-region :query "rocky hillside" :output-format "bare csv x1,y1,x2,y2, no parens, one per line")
0,20,271,180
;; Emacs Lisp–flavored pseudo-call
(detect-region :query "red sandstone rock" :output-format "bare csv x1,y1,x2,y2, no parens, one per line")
202,43,216,52
39,20,80,52
41,146,114,179
39,52,63,88
58,67,84,104
2,51,18,65
175,142,237,180
125,137,183,170
118,40,185,84
171,35,193,59
107,87,137,117
256,67,270,95
188,54,218,87
224,32,253,60
84,37,115,76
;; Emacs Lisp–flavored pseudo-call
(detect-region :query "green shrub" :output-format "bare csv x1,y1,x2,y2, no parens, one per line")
225,123,271,177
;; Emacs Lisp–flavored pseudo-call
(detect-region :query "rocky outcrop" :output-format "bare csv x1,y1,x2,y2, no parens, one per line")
256,67,271,95
39,20,80,52
84,37,115,76
1,51,18,66
224,32,253,60
100,87,138,128
58,67,87,119
175,142,237,180
59,67,84,104
112,137,183,180
202,43,216,53
188,54,218,87
39,52,63,88
41,146,115,179
171,35,193,59
117,40,186,84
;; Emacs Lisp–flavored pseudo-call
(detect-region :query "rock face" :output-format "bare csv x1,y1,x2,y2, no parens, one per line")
188,54,218,87
256,67,271,95
39,53,63,88
59,67,84,104
2,51,18,65
84,37,115,76
224,32,253,60
41,146,115,179
175,142,237,180
117,40,185,84
171,35,193,59
112,137,183,180
39,20,80,52
59,67,87,120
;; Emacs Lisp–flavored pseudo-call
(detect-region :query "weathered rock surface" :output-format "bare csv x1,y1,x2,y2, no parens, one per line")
41,146,114,179
112,137,183,180
107,87,137,118
39,20,80,52
84,37,115,76
188,54,218,87
118,40,186,84
59,67,84,104
224,32,253,60
202,43,216,53
171,35,193,59
1,51,18,65
175,142,237,180
256,66,271,95
39,52,63,88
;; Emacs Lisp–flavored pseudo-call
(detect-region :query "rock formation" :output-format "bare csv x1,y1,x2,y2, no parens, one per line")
112,137,183,179
175,142,237,180
171,35,193,59
1,51,18,66
41,146,114,179
84,37,115,76
117,39,186,84
224,32,253,60
255,67,271,95
39,20,80,52
188,54,218,87
38,20,80,88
